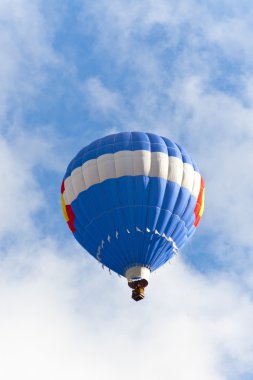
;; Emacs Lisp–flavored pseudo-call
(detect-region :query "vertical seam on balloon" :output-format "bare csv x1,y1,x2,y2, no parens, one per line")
149,137,173,268
167,143,191,247
112,134,130,270
146,137,171,267
142,138,159,267
146,138,177,267
97,146,124,266
92,140,108,262
129,131,136,267
141,132,152,266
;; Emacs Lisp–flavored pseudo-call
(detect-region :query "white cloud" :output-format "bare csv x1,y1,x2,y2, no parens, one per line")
0,0,66,240
1,242,253,380
0,125,67,241
83,77,122,114
81,0,253,60
0,0,58,125
0,137,43,239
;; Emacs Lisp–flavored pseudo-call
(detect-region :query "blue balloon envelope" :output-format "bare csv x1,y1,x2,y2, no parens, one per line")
61,132,204,300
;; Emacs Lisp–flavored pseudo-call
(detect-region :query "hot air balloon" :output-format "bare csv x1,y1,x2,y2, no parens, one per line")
61,132,204,301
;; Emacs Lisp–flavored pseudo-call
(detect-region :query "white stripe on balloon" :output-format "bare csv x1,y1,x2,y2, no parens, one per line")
63,150,201,205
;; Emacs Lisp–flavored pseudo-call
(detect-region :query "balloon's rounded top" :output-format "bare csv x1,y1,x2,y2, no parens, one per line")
61,132,205,301
63,132,200,179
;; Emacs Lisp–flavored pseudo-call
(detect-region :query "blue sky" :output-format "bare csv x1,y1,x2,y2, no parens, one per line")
1,1,253,379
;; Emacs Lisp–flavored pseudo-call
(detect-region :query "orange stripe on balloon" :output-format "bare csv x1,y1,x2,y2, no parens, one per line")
194,201,201,217
194,215,201,227
194,176,205,227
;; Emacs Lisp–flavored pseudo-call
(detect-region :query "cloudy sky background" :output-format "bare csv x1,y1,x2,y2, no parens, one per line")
1,1,253,379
